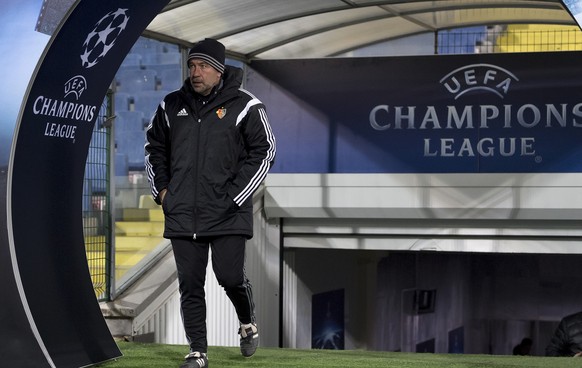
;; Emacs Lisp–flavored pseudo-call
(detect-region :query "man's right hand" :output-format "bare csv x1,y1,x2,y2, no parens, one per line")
159,189,167,204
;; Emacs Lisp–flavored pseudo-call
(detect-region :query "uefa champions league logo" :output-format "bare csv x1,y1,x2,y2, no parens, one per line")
63,75,87,100
440,64,519,99
80,8,130,68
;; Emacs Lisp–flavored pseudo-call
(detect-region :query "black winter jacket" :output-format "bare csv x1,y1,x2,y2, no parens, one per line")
145,66,276,239
546,311,582,357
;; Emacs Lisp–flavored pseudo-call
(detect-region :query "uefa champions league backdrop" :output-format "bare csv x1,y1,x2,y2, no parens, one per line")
0,0,169,367
253,52,582,174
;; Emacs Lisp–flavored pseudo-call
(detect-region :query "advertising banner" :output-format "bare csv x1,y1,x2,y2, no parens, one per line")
3,0,169,367
253,52,582,173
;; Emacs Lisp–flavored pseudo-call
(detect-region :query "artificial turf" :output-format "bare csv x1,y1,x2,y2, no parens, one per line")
94,341,581,368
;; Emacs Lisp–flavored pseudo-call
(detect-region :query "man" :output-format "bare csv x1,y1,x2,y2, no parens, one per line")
545,311,582,357
145,38,276,368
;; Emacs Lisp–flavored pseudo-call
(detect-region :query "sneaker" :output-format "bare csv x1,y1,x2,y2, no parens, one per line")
179,351,208,368
239,323,259,357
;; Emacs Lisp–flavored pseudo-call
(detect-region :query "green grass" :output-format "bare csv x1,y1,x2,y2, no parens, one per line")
95,341,581,368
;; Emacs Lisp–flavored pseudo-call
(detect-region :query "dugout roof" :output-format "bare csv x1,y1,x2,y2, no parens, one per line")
144,0,577,60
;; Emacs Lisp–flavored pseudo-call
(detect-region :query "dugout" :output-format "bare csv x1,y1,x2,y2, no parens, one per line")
246,49,582,354
109,1,582,356
122,40,582,355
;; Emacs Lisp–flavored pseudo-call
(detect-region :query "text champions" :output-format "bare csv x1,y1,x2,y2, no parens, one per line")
369,103,582,157
33,95,97,122
33,96,98,141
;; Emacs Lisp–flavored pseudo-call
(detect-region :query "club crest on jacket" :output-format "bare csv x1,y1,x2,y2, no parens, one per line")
216,107,227,119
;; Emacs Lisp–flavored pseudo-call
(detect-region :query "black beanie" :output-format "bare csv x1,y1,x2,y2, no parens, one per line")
187,38,225,73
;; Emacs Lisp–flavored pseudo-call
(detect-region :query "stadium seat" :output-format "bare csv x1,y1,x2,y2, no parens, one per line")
159,67,183,91
82,179,92,213
133,90,169,117
88,132,108,164
157,52,181,65
116,111,146,132
117,130,146,171
114,92,132,112
114,152,129,177
161,43,179,54
84,162,108,194
131,37,166,54
119,52,142,68
115,69,157,92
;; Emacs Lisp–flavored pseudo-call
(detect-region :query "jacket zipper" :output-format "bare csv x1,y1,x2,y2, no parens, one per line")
190,92,227,240
192,114,202,240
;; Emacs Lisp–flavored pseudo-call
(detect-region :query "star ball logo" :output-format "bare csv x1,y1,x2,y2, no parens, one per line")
80,8,130,68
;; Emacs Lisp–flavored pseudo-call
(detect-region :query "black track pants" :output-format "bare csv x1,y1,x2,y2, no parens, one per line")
171,235,256,353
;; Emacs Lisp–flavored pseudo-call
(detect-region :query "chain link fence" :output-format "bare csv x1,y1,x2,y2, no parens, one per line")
84,91,112,301
438,25,582,54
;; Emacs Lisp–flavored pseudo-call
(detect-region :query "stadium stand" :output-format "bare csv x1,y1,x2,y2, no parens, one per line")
114,152,128,177
114,92,132,112
133,90,169,117
116,111,146,132
115,69,157,92
159,67,183,91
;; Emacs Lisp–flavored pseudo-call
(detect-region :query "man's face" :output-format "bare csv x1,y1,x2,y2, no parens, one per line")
188,59,222,96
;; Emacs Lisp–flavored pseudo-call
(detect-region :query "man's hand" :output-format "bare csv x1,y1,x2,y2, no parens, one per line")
159,189,167,204
574,352,582,358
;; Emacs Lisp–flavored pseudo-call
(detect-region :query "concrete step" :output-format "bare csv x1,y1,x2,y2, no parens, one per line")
86,234,165,280
115,221,164,236
122,208,164,222
116,236,163,251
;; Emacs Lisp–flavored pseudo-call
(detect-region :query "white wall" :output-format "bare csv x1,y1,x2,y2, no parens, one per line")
265,173,582,254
